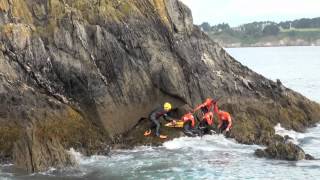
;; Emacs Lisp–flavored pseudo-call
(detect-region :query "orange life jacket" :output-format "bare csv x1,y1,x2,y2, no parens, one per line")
218,111,232,129
194,98,214,112
182,112,195,128
218,111,231,121
202,112,214,126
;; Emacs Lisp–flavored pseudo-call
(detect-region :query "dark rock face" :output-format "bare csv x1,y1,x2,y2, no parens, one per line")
0,0,320,172
255,142,306,161
305,154,315,160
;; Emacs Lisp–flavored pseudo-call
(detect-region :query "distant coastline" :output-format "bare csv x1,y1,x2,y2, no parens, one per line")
220,39,320,48
200,17,320,48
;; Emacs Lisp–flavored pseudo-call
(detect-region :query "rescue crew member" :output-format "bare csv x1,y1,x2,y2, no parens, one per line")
193,98,216,114
214,102,232,133
199,111,214,135
181,112,198,137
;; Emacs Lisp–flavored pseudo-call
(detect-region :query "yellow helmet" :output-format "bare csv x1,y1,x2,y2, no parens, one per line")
163,102,172,111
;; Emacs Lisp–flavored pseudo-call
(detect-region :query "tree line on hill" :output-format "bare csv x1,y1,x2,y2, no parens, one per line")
200,17,320,37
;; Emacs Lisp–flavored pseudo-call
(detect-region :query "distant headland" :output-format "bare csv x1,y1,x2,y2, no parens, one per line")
200,17,320,47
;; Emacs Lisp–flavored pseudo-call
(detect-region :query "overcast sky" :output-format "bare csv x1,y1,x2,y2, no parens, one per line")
180,0,320,27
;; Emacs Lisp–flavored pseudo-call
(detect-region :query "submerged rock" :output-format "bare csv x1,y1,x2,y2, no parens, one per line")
0,0,320,172
255,142,307,161
305,154,316,160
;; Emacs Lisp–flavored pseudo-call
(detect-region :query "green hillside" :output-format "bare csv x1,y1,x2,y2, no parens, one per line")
201,17,320,47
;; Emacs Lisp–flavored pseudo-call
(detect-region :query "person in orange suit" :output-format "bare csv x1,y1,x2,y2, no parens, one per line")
193,98,216,114
199,111,214,135
214,102,232,133
181,112,198,137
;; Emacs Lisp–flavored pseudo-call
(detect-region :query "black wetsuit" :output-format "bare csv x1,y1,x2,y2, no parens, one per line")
183,121,199,137
198,121,214,135
201,106,209,114
149,107,173,137
219,121,229,133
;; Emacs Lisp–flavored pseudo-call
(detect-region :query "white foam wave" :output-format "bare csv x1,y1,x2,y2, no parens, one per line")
68,148,83,164
163,134,260,153
0,177,13,180
0,164,13,179
274,123,305,144
113,146,155,153
68,148,108,166
34,167,57,176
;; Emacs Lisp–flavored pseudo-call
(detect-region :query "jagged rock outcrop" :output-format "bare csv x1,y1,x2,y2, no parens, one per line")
254,142,312,161
1,0,320,172
255,134,316,161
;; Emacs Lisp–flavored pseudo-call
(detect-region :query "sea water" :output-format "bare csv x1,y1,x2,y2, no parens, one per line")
1,46,320,180
227,46,320,103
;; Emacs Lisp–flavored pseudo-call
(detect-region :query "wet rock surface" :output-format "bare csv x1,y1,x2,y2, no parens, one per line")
305,154,316,160
0,0,320,172
254,134,316,161
255,142,307,161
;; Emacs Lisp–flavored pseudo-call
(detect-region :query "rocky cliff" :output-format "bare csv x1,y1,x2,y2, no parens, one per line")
0,0,320,172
